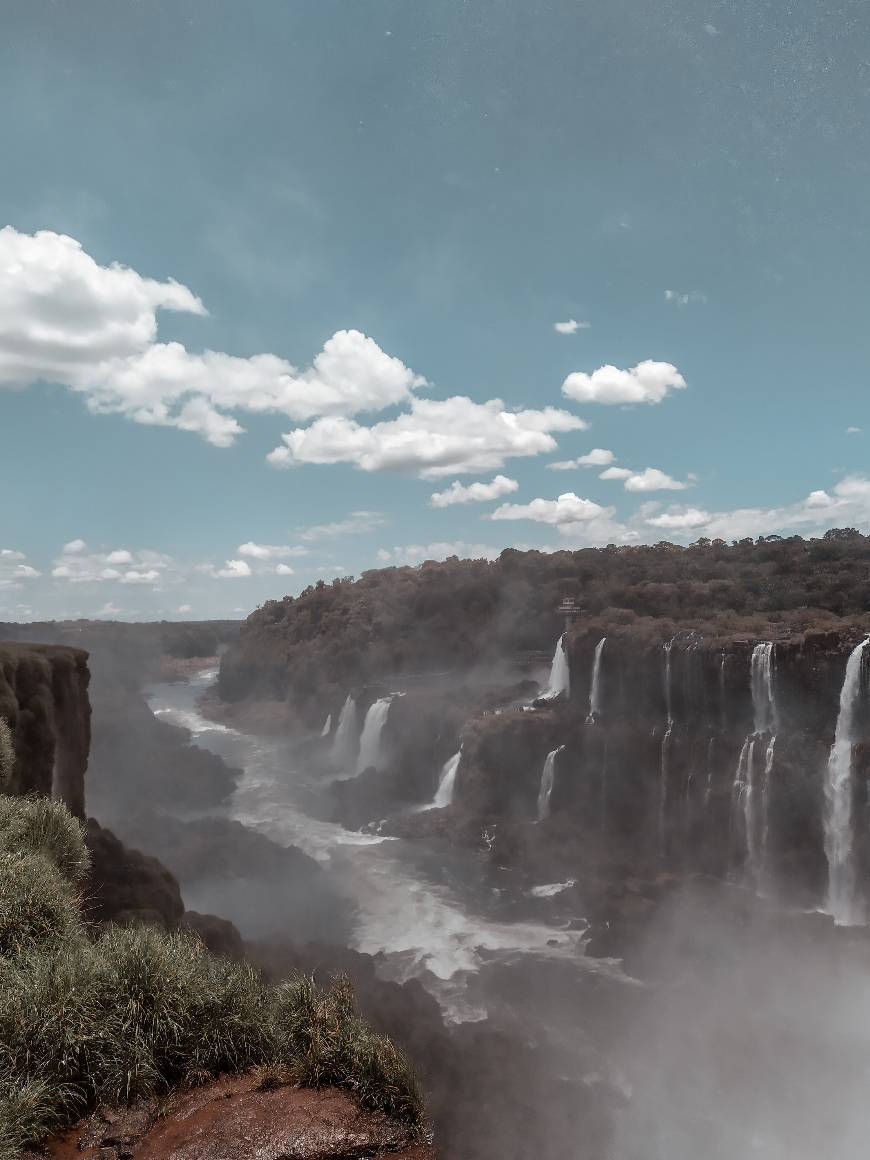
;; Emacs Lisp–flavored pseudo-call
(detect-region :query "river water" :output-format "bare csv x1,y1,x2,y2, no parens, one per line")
146,667,621,1016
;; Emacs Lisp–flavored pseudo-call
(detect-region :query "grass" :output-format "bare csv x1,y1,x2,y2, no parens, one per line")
0,793,425,1155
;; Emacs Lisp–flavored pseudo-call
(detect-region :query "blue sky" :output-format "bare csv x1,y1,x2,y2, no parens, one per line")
2,0,870,620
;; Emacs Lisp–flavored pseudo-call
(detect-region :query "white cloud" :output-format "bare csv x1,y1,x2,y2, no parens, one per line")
269,397,587,478
562,360,686,406
847,426,862,435
237,541,309,559
0,228,425,446
553,319,590,335
51,546,172,585
97,602,122,617
645,507,712,530
212,559,252,579
0,550,41,590
490,491,615,528
430,475,519,507
177,603,193,614
664,289,707,306
550,448,619,471
275,563,295,576
375,542,501,565
298,511,386,540
600,466,690,492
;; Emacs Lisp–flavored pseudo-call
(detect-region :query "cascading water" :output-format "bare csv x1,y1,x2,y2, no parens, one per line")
320,713,332,737
543,634,570,699
824,636,870,925
330,694,358,769
536,745,565,821
431,750,462,809
586,638,606,723
732,642,778,886
658,638,676,851
356,696,393,774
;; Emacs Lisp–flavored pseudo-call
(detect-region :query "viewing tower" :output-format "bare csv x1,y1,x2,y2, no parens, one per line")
558,596,583,632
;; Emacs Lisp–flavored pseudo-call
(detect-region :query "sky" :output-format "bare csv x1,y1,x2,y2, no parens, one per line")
2,0,870,621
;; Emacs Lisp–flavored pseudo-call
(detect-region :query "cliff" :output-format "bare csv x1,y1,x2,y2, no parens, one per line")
0,642,90,817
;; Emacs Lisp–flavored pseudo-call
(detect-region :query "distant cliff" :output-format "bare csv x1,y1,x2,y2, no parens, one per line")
0,641,90,817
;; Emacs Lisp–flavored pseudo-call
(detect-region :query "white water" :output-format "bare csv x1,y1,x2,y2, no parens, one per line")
356,696,393,774
824,636,869,925
430,749,462,809
144,673,623,1014
733,643,778,887
320,713,332,737
529,879,577,898
536,745,565,821
330,694,358,769
658,638,675,852
543,633,570,699
586,637,606,723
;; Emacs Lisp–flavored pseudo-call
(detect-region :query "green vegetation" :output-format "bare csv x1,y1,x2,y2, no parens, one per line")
0,721,12,790
0,795,424,1158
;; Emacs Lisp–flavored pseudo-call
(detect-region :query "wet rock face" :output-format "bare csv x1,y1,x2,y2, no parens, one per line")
445,625,870,911
41,1075,433,1160
0,642,90,817
84,819,185,931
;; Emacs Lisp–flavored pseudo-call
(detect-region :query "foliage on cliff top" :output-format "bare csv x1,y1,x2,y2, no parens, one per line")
220,530,870,703
0,721,11,790
0,796,424,1159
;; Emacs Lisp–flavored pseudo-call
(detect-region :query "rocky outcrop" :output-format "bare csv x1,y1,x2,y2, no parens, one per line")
0,642,90,817
84,818,185,931
38,1073,432,1160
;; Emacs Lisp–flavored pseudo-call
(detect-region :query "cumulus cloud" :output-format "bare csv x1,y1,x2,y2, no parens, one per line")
375,542,502,565
847,426,862,435
562,360,686,406
553,319,590,335
212,559,252,579
237,541,309,559
430,475,519,507
490,491,615,528
298,511,386,540
664,289,707,306
547,448,616,471
0,228,425,446
51,545,172,585
0,550,42,590
645,507,713,529
269,397,587,478
275,563,295,576
177,603,193,614
600,466,690,491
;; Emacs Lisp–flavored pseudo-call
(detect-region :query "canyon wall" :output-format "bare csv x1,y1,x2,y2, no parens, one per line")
0,641,90,817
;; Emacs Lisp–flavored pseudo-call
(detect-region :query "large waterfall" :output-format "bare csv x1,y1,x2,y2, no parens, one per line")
824,636,869,925
543,634,570,699
330,694,358,769
732,642,778,886
431,750,462,809
356,696,393,774
537,745,565,821
320,713,332,737
586,637,606,723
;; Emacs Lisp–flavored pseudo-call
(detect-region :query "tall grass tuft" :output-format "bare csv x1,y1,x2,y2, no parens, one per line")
0,721,12,791
0,794,426,1154
0,795,90,884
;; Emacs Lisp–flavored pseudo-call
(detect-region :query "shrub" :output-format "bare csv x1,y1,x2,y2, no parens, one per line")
0,794,425,1153
0,795,90,885
0,852,80,959
0,721,12,791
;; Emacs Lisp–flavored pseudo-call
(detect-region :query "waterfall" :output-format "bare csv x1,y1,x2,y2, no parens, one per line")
330,694,358,769
658,638,676,852
824,636,869,925
356,696,393,774
536,745,565,821
543,634,570,699
432,750,462,808
320,713,332,738
586,638,606,723
732,643,778,886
